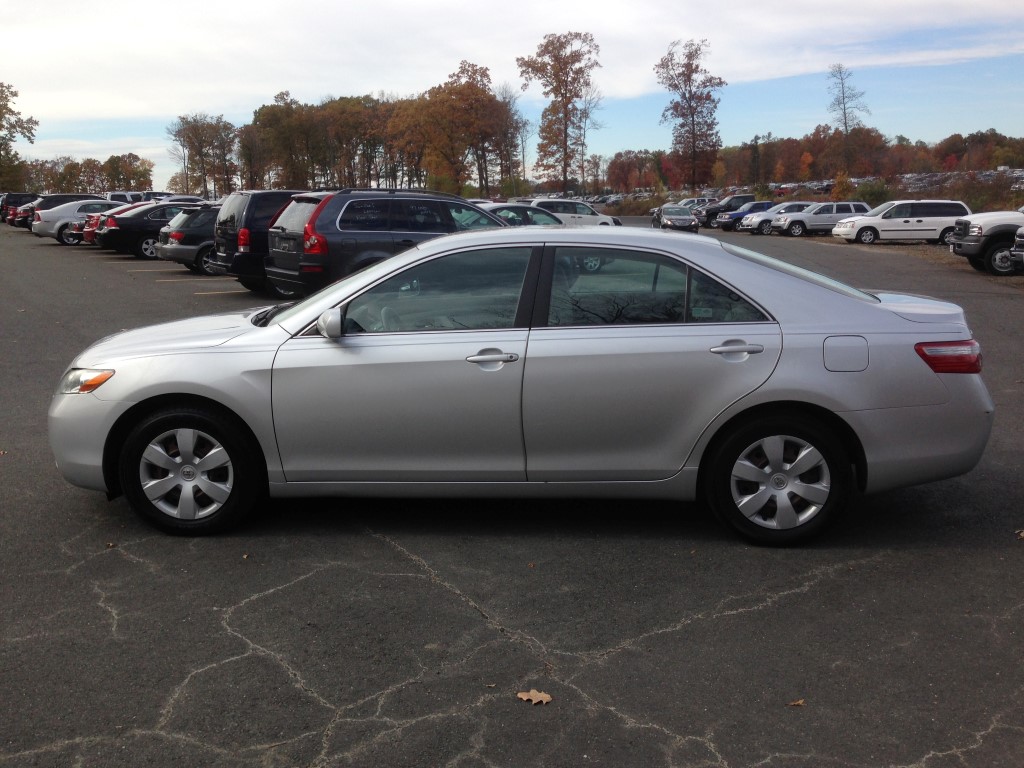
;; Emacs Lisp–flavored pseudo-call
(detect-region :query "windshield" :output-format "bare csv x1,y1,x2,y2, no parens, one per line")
863,202,895,217
661,206,689,216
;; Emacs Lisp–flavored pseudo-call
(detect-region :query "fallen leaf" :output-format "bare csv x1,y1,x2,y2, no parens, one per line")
1015,530,1024,541
517,689,552,705
106,542,117,549
788,699,806,707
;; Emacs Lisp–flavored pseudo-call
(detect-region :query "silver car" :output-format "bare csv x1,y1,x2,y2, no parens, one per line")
31,199,124,245
48,228,994,545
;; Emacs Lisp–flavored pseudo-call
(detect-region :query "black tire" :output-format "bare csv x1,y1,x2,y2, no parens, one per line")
856,227,878,244
267,280,300,299
758,220,773,235
786,222,805,237
119,406,264,535
985,242,1015,276
967,256,987,272
938,227,955,246
238,277,265,292
134,235,159,259
194,246,218,276
57,224,80,246
703,415,852,545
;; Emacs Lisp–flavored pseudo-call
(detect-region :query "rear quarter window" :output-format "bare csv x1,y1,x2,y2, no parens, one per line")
216,194,250,230
274,199,323,232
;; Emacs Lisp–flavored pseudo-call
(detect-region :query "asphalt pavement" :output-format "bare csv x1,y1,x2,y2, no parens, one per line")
1,221,1022,768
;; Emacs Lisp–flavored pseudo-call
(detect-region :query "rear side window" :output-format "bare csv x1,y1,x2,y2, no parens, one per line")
911,202,968,217
339,199,390,231
395,199,450,233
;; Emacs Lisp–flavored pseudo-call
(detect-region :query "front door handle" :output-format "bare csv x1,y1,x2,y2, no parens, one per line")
466,352,520,363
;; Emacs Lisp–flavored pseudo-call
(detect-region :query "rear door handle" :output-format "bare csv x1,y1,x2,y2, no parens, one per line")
710,344,764,355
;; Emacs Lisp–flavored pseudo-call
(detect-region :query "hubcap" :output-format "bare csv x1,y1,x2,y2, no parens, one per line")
729,434,830,530
139,427,233,520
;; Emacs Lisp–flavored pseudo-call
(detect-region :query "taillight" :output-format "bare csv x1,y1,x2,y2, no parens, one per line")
915,339,982,374
238,227,250,252
104,216,117,228
302,221,327,255
34,212,41,222
169,231,184,242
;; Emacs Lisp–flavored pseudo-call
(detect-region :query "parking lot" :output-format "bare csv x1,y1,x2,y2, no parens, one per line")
2,222,1023,768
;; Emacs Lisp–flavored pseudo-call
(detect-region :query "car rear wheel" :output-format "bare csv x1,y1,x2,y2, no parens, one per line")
786,222,805,237
856,228,878,244
57,224,80,246
939,227,955,246
195,246,219,276
119,406,264,535
134,235,159,259
758,220,773,235
985,242,1016,276
704,415,852,545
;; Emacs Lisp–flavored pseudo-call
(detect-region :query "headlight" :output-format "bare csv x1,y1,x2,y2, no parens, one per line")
58,368,115,394
967,224,983,236
835,221,853,230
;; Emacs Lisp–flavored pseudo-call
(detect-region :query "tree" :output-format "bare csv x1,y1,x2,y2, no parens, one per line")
654,39,726,194
517,31,601,193
826,63,870,172
0,82,39,189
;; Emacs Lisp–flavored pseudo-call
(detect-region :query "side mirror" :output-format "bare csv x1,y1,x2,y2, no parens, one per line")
316,308,344,338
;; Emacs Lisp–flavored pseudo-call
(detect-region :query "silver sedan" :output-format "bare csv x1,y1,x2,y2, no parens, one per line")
48,228,994,544
31,199,124,245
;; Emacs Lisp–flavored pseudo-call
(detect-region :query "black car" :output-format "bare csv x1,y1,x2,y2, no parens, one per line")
209,189,306,298
697,194,755,228
264,189,505,297
155,203,222,275
94,201,199,258
1,192,40,225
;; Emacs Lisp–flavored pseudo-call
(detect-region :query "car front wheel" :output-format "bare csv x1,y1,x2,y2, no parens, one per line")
119,407,264,535
758,220,773,235
856,228,878,244
786,222,805,237
704,415,852,545
985,242,1016,276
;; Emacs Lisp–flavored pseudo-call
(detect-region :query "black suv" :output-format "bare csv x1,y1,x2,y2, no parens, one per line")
698,193,755,228
264,189,505,297
210,189,306,298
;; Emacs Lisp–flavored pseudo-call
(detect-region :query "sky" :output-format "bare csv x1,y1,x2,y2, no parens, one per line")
5,0,1024,191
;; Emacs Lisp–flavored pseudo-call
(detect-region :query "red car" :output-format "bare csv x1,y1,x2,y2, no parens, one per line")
81,202,150,244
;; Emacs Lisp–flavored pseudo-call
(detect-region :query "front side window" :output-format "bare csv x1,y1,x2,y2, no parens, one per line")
546,248,766,327
344,247,532,333
886,203,912,218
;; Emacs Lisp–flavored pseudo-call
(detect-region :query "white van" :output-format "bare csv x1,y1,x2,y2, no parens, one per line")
832,199,971,245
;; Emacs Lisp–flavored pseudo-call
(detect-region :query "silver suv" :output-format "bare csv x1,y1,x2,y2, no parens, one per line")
771,201,870,236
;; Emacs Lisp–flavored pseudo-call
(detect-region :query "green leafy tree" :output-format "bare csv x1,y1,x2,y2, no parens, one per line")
0,82,39,189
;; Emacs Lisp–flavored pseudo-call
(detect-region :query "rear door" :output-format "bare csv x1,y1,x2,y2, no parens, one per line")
522,246,782,481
